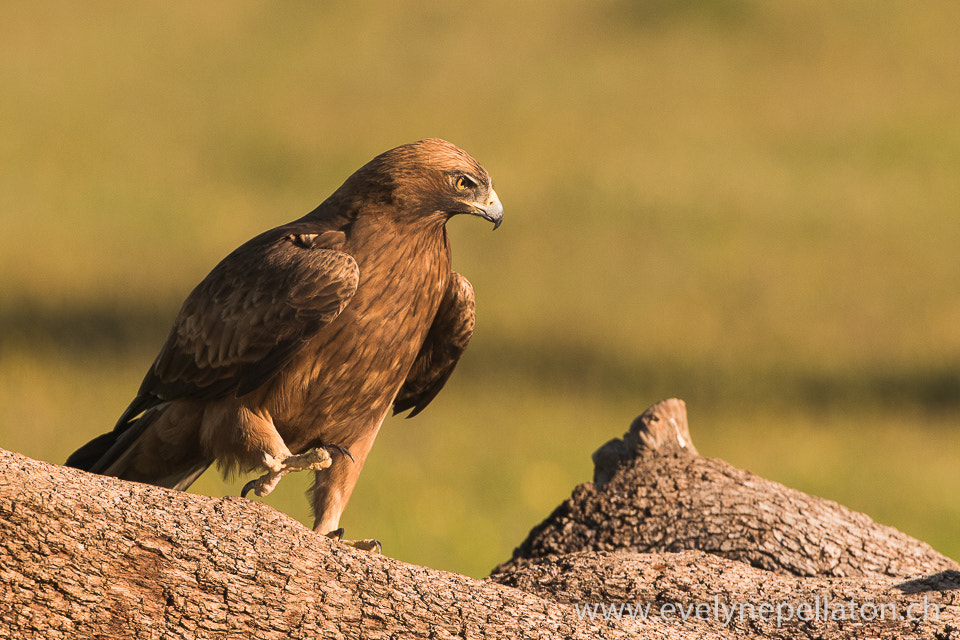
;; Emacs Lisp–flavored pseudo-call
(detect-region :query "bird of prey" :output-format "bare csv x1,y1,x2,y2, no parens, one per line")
66,138,502,538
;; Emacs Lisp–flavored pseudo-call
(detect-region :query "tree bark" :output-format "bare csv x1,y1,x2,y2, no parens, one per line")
1,399,956,639
492,399,956,579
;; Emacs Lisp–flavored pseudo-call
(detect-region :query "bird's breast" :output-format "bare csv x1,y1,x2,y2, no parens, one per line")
266,232,451,450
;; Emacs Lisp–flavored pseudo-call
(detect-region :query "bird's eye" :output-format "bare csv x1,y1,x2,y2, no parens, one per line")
455,175,477,191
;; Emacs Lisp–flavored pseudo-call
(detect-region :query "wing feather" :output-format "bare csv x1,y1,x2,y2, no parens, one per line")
393,272,475,417
137,228,358,408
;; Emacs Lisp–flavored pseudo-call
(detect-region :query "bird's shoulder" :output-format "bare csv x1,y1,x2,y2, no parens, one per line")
189,220,357,310
142,220,360,400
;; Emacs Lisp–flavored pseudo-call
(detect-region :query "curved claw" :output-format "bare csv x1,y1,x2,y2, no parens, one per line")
325,528,381,553
324,444,354,463
240,447,334,499
241,479,258,499
352,538,382,554
239,446,351,500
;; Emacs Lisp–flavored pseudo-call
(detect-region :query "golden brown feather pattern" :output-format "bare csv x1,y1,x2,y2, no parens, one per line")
393,273,476,418
66,138,503,536
151,228,359,401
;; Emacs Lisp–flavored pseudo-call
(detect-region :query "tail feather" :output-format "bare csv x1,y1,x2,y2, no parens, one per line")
65,432,121,471
66,407,212,491
167,462,212,491
66,394,161,473
88,410,156,474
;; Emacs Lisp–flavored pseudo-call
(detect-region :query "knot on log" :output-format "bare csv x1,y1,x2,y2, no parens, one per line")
496,398,957,582
592,398,697,486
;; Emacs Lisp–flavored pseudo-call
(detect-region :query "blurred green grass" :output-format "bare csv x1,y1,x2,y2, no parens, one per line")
1,2,958,578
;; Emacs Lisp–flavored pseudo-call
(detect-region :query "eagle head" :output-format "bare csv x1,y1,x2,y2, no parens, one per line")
330,138,503,230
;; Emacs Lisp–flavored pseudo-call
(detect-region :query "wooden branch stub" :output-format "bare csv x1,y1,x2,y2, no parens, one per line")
593,398,697,486
497,399,957,582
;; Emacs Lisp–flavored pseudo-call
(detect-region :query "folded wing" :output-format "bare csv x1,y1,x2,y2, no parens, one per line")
393,272,476,417
67,229,359,473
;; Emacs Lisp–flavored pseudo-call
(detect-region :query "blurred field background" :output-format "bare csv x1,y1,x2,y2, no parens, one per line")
1,1,958,578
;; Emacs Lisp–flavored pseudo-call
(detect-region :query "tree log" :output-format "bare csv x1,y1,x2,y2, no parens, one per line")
492,399,956,579
1,398,956,639
489,550,960,639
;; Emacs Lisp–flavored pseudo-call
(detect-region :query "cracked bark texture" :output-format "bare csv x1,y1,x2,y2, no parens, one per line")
490,550,960,639
2,398,958,639
492,399,956,580
0,448,645,640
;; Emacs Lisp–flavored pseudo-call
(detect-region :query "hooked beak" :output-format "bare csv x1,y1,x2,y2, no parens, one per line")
472,189,503,230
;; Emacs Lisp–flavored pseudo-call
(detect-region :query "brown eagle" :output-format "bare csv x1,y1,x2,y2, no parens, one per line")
66,138,502,537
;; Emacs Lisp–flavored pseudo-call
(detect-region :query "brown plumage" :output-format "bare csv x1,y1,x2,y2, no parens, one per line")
66,138,502,535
